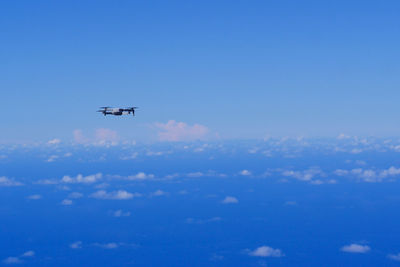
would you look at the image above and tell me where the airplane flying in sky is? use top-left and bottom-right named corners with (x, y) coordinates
top-left (97, 107), bottom-right (138, 116)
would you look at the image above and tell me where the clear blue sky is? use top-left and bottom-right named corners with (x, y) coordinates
top-left (1, 0), bottom-right (400, 142)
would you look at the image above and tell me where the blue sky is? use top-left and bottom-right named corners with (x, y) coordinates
top-left (2, 4), bottom-right (400, 265)
top-left (1, 0), bottom-right (400, 142)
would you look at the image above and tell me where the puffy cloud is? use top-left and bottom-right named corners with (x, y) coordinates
top-left (21, 251), bottom-right (34, 257)
top-left (341, 244), bottom-right (370, 253)
top-left (127, 172), bottom-right (154, 180)
top-left (187, 172), bottom-right (204, 178)
top-left (334, 169), bottom-right (349, 176)
top-left (73, 129), bottom-right (88, 144)
top-left (337, 133), bottom-right (351, 140)
top-left (282, 168), bottom-right (323, 182)
top-left (388, 253), bottom-right (400, 261)
top-left (95, 128), bottom-right (118, 143)
top-left (70, 241), bottom-right (82, 249)
top-left (0, 177), bottom-right (23, 187)
top-left (222, 196), bottom-right (238, 204)
top-left (47, 139), bottom-right (61, 145)
top-left (151, 190), bottom-right (167, 197)
top-left (61, 199), bottom-right (73, 205)
top-left (93, 243), bottom-right (119, 249)
top-left (335, 166), bottom-right (400, 182)
top-left (154, 120), bottom-right (209, 142)
top-left (73, 129), bottom-right (118, 145)
top-left (62, 173), bottom-right (102, 184)
top-left (2, 251), bottom-right (34, 264)
top-left (310, 179), bottom-right (337, 185)
top-left (27, 194), bottom-right (42, 200)
top-left (146, 151), bottom-right (166, 156)
top-left (120, 152), bottom-right (138, 160)
top-left (380, 166), bottom-right (400, 178)
top-left (90, 190), bottom-right (141, 200)
top-left (46, 155), bottom-right (59, 162)
top-left (248, 246), bottom-right (284, 257)
top-left (240, 170), bottom-right (252, 176)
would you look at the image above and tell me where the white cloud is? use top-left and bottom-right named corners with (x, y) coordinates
top-left (187, 172), bottom-right (204, 178)
top-left (337, 133), bottom-right (351, 140)
top-left (27, 195), bottom-right (42, 200)
top-left (21, 251), bottom-right (34, 257)
top-left (73, 129), bottom-right (88, 144)
top-left (3, 251), bottom-right (34, 264)
top-left (90, 190), bottom-right (141, 200)
top-left (120, 152), bottom-right (138, 160)
top-left (334, 169), bottom-right (349, 176)
top-left (146, 151), bottom-right (166, 156)
top-left (70, 241), bottom-right (82, 249)
top-left (380, 166), bottom-right (400, 178)
top-left (248, 246), bottom-right (284, 257)
top-left (61, 199), bottom-right (73, 205)
top-left (73, 129), bottom-right (118, 145)
top-left (95, 128), bottom-right (118, 143)
top-left (0, 177), bottom-right (23, 187)
top-left (341, 244), bottom-right (370, 253)
top-left (222, 196), bottom-right (238, 204)
top-left (113, 210), bottom-right (131, 217)
top-left (93, 242), bottom-right (119, 249)
top-left (388, 253), bottom-right (400, 261)
top-left (151, 190), bottom-right (167, 197)
top-left (282, 168), bottom-right (323, 182)
top-left (154, 120), bottom-right (209, 141)
top-left (248, 148), bottom-right (259, 154)
top-left (240, 170), bottom-right (251, 176)
top-left (193, 147), bottom-right (204, 152)
top-left (127, 172), bottom-right (154, 180)
top-left (310, 179), bottom-right (337, 185)
top-left (47, 139), bottom-right (61, 145)
top-left (61, 173), bottom-right (102, 184)
top-left (46, 155), bottom-right (59, 162)
top-left (336, 166), bottom-right (400, 182)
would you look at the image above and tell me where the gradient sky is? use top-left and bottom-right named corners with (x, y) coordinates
top-left (1, 0), bottom-right (400, 142)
